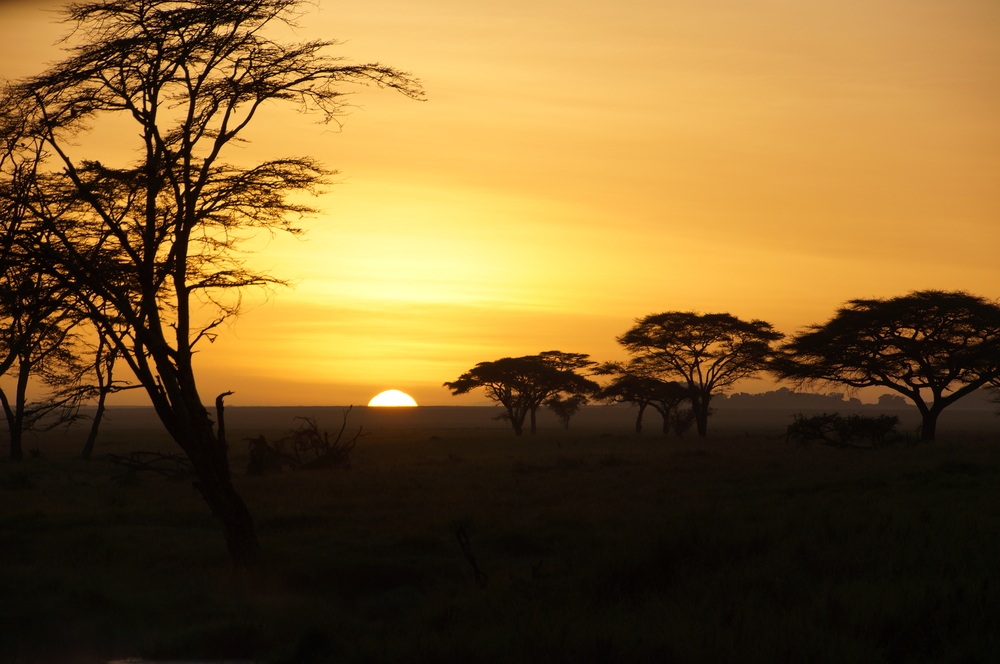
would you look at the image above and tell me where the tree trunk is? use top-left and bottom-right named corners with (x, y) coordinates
top-left (0, 387), bottom-right (19, 460)
top-left (504, 405), bottom-right (525, 435)
top-left (83, 341), bottom-right (115, 460)
top-left (4, 361), bottom-right (31, 460)
top-left (192, 464), bottom-right (259, 568)
top-left (182, 418), bottom-right (259, 568)
top-left (150, 378), bottom-right (259, 568)
top-left (8, 426), bottom-right (22, 461)
top-left (81, 389), bottom-right (109, 460)
top-left (635, 403), bottom-right (646, 434)
top-left (690, 389), bottom-right (710, 437)
top-left (920, 409), bottom-right (940, 441)
top-left (691, 402), bottom-right (709, 437)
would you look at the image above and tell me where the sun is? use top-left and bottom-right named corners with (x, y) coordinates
top-left (368, 389), bottom-right (418, 407)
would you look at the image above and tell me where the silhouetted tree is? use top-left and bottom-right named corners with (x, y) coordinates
top-left (0, 249), bottom-right (89, 459)
top-left (444, 352), bottom-right (599, 435)
top-left (593, 360), bottom-right (692, 435)
top-left (617, 313), bottom-right (783, 437)
top-left (0, 191), bottom-right (124, 459)
top-left (543, 393), bottom-right (588, 430)
top-left (79, 325), bottom-right (140, 460)
top-left (529, 351), bottom-right (597, 431)
top-left (0, 0), bottom-right (421, 567)
top-left (772, 290), bottom-right (1000, 441)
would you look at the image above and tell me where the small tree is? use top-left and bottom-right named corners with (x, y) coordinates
top-left (0, 225), bottom-right (128, 460)
top-left (773, 290), bottom-right (1000, 441)
top-left (529, 351), bottom-right (597, 432)
top-left (0, 256), bottom-right (88, 459)
top-left (617, 313), bottom-right (783, 437)
top-left (79, 326), bottom-right (140, 460)
top-left (543, 393), bottom-right (588, 430)
top-left (0, 0), bottom-right (421, 567)
top-left (444, 352), bottom-right (599, 435)
top-left (593, 360), bottom-right (692, 435)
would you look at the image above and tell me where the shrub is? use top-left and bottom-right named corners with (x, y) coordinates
top-left (247, 409), bottom-right (366, 475)
top-left (785, 413), bottom-right (911, 449)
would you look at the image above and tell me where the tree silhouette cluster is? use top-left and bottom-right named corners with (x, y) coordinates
top-left (444, 351), bottom-right (599, 435)
top-left (447, 291), bottom-right (1000, 442)
top-left (0, 0), bottom-right (421, 568)
top-left (592, 362), bottom-right (694, 435)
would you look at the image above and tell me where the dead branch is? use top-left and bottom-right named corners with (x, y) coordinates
top-left (107, 450), bottom-right (192, 482)
top-left (215, 390), bottom-right (234, 448)
top-left (453, 519), bottom-right (488, 589)
top-left (245, 407), bottom-right (367, 475)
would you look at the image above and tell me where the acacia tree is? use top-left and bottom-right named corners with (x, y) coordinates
top-left (0, 248), bottom-right (90, 459)
top-left (0, 0), bottom-right (421, 567)
top-left (79, 325), bottom-right (140, 460)
top-left (772, 290), bottom-right (1000, 441)
top-left (0, 126), bottom-right (85, 459)
top-left (529, 351), bottom-right (597, 432)
top-left (0, 190), bottom-right (132, 460)
top-left (593, 361), bottom-right (692, 435)
top-left (617, 313), bottom-right (783, 437)
top-left (543, 393), bottom-right (588, 430)
top-left (0, 313), bottom-right (86, 461)
top-left (444, 351), bottom-right (598, 435)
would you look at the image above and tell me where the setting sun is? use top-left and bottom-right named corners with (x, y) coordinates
top-left (368, 390), bottom-right (418, 407)
top-left (0, 0), bottom-right (996, 410)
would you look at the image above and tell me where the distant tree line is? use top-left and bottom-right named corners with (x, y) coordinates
top-left (445, 290), bottom-right (1000, 442)
top-left (718, 387), bottom-right (908, 409)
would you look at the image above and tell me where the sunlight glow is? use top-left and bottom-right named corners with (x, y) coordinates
top-left (8, 0), bottom-right (992, 407)
top-left (368, 389), bottom-right (418, 407)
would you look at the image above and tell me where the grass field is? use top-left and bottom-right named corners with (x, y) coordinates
top-left (2, 405), bottom-right (999, 663)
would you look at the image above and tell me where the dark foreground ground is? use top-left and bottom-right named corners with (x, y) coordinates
top-left (1, 405), bottom-right (999, 663)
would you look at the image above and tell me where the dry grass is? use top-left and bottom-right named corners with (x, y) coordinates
top-left (1, 406), bottom-right (999, 662)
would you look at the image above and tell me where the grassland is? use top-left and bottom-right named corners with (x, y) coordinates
top-left (1, 405), bottom-right (999, 663)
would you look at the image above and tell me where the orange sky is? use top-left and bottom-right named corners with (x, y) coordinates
top-left (1, 0), bottom-right (998, 406)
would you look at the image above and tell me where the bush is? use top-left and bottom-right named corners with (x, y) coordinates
top-left (247, 410), bottom-right (366, 475)
top-left (785, 413), bottom-right (911, 449)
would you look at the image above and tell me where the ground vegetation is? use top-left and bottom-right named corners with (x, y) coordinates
top-left (2, 413), bottom-right (998, 662)
top-left (784, 412), bottom-right (912, 449)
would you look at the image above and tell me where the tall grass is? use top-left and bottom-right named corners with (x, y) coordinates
top-left (2, 417), bottom-right (999, 662)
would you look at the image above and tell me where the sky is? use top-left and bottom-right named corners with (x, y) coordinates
top-left (1, 0), bottom-right (998, 406)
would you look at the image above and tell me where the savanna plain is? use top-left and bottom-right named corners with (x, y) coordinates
top-left (2, 405), bottom-right (999, 663)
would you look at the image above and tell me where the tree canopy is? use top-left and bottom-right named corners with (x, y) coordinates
top-left (444, 351), bottom-right (598, 435)
top-left (0, 254), bottom-right (88, 459)
top-left (772, 290), bottom-right (1000, 440)
top-left (617, 312), bottom-right (783, 436)
top-left (593, 360), bottom-right (692, 435)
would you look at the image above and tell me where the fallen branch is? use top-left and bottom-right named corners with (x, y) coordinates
top-left (453, 519), bottom-right (488, 589)
top-left (246, 407), bottom-right (367, 475)
top-left (107, 451), bottom-right (193, 481)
